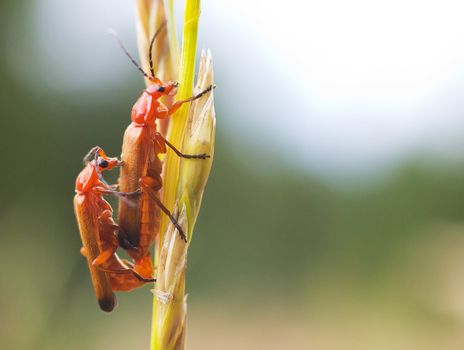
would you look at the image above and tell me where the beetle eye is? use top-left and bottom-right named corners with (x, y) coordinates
top-left (158, 86), bottom-right (165, 92)
top-left (98, 159), bottom-right (109, 168)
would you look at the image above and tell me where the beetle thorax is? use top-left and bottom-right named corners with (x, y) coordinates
top-left (131, 91), bottom-right (160, 126)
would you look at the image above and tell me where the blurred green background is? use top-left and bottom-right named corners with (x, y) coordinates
top-left (2, 0), bottom-right (464, 349)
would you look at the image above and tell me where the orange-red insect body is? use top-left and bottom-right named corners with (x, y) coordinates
top-left (118, 82), bottom-right (212, 279)
top-left (112, 26), bottom-right (213, 280)
top-left (118, 83), bottom-right (177, 279)
top-left (74, 147), bottom-right (149, 311)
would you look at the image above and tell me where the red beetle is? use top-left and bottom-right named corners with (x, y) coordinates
top-left (111, 28), bottom-right (213, 280)
top-left (74, 147), bottom-right (153, 312)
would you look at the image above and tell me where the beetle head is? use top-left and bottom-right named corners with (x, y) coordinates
top-left (83, 146), bottom-right (120, 171)
top-left (145, 81), bottom-right (179, 99)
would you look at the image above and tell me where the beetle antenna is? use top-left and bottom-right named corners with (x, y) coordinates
top-left (83, 146), bottom-right (100, 165)
top-left (108, 29), bottom-right (152, 80)
top-left (148, 20), bottom-right (167, 78)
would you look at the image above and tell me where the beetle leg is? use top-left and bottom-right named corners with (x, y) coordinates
top-left (115, 258), bottom-right (155, 282)
top-left (132, 254), bottom-right (155, 280)
top-left (109, 273), bottom-right (154, 291)
top-left (120, 259), bottom-right (135, 268)
top-left (140, 176), bottom-right (187, 242)
top-left (154, 133), bottom-right (210, 159)
top-left (97, 264), bottom-right (155, 283)
top-left (116, 229), bottom-right (140, 251)
top-left (97, 267), bottom-right (132, 274)
top-left (107, 184), bottom-right (119, 191)
top-left (153, 133), bottom-right (168, 153)
top-left (168, 84), bottom-right (215, 114)
top-left (98, 209), bottom-right (115, 222)
top-left (156, 84), bottom-right (215, 118)
top-left (97, 187), bottom-right (141, 208)
top-left (139, 173), bottom-right (162, 191)
top-left (97, 187), bottom-right (141, 198)
top-left (92, 247), bottom-right (117, 267)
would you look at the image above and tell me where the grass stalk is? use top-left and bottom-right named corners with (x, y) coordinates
top-left (145, 0), bottom-right (215, 349)
top-left (159, 0), bottom-right (200, 245)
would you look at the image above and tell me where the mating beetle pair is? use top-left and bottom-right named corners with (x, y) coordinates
top-left (73, 24), bottom-right (214, 311)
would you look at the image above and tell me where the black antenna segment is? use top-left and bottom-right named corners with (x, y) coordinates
top-left (148, 20), bottom-right (168, 78)
top-left (108, 29), bottom-right (152, 80)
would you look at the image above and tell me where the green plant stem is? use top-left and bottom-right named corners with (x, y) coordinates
top-left (150, 1), bottom-right (200, 349)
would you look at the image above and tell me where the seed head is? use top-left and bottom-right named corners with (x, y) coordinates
top-left (179, 50), bottom-right (216, 232)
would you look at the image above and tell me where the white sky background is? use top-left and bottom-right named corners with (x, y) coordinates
top-left (7, 0), bottom-right (464, 179)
